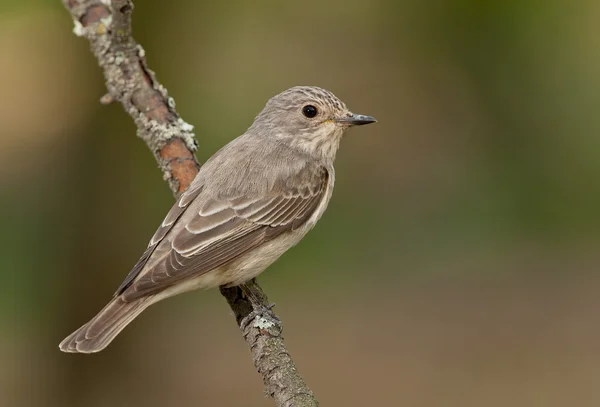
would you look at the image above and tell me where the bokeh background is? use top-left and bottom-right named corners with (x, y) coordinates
top-left (4, 1), bottom-right (600, 406)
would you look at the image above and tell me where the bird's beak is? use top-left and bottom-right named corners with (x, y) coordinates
top-left (335, 113), bottom-right (377, 126)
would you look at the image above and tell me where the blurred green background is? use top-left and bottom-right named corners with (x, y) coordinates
top-left (3, 1), bottom-right (600, 406)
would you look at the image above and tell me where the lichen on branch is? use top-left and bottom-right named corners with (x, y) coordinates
top-left (65, 0), bottom-right (199, 195)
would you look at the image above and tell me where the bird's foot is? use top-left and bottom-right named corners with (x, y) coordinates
top-left (240, 303), bottom-right (280, 331)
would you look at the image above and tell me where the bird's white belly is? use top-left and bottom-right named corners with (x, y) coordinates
top-left (154, 224), bottom-right (311, 302)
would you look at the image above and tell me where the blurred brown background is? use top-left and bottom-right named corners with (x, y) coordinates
top-left (3, 1), bottom-right (600, 406)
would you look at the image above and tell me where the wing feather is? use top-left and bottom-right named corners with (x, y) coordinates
top-left (115, 184), bottom-right (204, 295)
top-left (119, 164), bottom-right (329, 300)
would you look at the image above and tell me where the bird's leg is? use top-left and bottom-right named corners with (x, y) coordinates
top-left (239, 279), bottom-right (280, 330)
top-left (239, 304), bottom-right (280, 331)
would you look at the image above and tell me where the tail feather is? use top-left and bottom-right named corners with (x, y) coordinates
top-left (59, 296), bottom-right (152, 354)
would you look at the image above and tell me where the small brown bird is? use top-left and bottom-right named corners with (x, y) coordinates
top-left (59, 86), bottom-right (376, 353)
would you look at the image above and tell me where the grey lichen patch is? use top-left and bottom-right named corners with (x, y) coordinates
top-left (254, 316), bottom-right (276, 330)
top-left (177, 117), bottom-right (194, 132)
top-left (161, 169), bottom-right (173, 182)
top-left (175, 123), bottom-right (198, 152)
top-left (114, 51), bottom-right (126, 65)
top-left (98, 15), bottom-right (113, 33)
top-left (179, 131), bottom-right (198, 153)
top-left (153, 82), bottom-right (170, 100)
top-left (137, 44), bottom-right (146, 58)
top-left (161, 168), bottom-right (179, 194)
top-left (134, 115), bottom-right (197, 154)
top-left (73, 20), bottom-right (86, 37)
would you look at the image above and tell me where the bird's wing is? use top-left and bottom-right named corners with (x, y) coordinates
top-left (118, 164), bottom-right (329, 300)
top-left (115, 182), bottom-right (205, 295)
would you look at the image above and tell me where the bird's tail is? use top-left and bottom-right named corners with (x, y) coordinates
top-left (59, 296), bottom-right (153, 354)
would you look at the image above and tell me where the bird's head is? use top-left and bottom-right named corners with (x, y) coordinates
top-left (250, 86), bottom-right (376, 161)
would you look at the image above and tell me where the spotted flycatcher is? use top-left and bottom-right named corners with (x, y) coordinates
top-left (60, 86), bottom-right (376, 353)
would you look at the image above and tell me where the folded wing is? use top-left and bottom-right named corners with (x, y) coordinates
top-left (118, 164), bottom-right (329, 300)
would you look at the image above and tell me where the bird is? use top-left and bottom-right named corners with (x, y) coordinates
top-left (59, 86), bottom-right (376, 353)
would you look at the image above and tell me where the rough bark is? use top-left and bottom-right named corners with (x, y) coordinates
top-left (62, 1), bottom-right (318, 406)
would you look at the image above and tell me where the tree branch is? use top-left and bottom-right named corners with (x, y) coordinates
top-left (62, 1), bottom-right (318, 406)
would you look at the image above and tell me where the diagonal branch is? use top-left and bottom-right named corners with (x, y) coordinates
top-left (62, 1), bottom-right (318, 406)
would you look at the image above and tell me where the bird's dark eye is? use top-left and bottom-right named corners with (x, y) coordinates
top-left (302, 105), bottom-right (318, 118)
